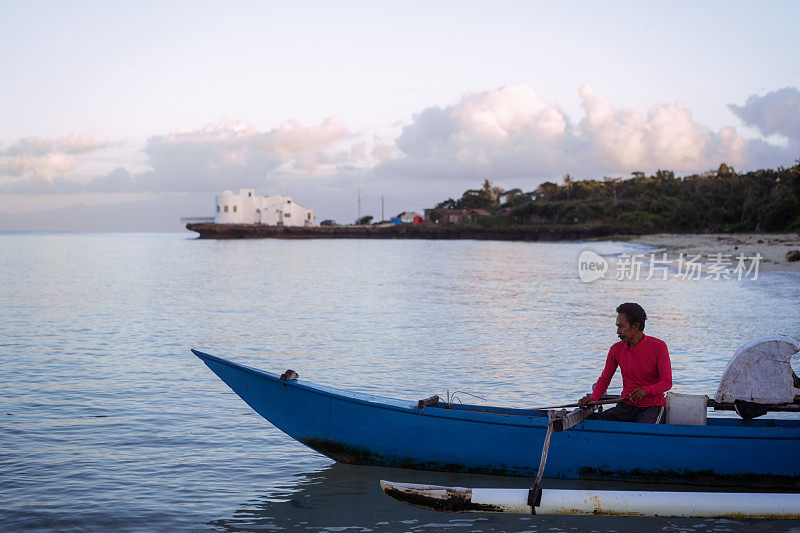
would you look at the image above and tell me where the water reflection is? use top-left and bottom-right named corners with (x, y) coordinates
top-left (208, 463), bottom-right (795, 532)
top-left (3, 234), bottom-right (799, 532)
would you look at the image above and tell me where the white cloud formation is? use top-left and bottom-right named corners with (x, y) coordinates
top-left (452, 85), bottom-right (567, 144)
top-left (3, 133), bottom-right (113, 156)
top-left (262, 118), bottom-right (349, 156)
top-left (380, 84), bottom-right (756, 187)
top-left (0, 133), bottom-right (115, 182)
top-left (579, 85), bottom-right (648, 168)
top-left (579, 85), bottom-right (748, 170)
top-left (386, 85), bottom-right (580, 182)
top-left (1, 152), bottom-right (75, 182)
top-left (2, 85), bottom-right (797, 203)
top-left (0, 118), bottom-right (368, 194)
top-left (139, 117), bottom-right (364, 190)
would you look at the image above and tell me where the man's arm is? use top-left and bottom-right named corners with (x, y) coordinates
top-left (578, 349), bottom-right (618, 407)
top-left (590, 351), bottom-right (619, 401)
top-left (642, 342), bottom-right (672, 396)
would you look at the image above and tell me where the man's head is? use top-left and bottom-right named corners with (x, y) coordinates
top-left (615, 302), bottom-right (646, 343)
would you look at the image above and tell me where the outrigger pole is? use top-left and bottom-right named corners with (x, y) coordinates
top-left (532, 397), bottom-right (800, 413)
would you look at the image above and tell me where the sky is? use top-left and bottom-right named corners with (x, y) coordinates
top-left (1, 0), bottom-right (799, 231)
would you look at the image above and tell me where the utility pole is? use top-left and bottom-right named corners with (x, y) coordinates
top-left (381, 194), bottom-right (385, 222)
top-left (357, 187), bottom-right (362, 223)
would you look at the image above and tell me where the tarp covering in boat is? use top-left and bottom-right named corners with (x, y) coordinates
top-left (715, 335), bottom-right (800, 405)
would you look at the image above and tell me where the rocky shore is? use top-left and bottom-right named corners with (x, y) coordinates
top-left (185, 223), bottom-right (644, 241)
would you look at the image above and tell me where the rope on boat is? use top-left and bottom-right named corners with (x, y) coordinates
top-left (444, 389), bottom-right (488, 408)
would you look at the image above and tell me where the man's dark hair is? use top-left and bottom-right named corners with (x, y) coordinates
top-left (616, 302), bottom-right (647, 331)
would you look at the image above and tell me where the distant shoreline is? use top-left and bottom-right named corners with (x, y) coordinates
top-left (186, 223), bottom-right (800, 273)
top-left (627, 233), bottom-right (800, 273)
top-left (185, 223), bottom-right (645, 241)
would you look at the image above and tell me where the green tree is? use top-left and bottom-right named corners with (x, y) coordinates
top-left (426, 162), bottom-right (800, 233)
top-left (717, 162), bottom-right (734, 177)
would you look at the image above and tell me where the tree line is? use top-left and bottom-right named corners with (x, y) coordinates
top-left (430, 161), bottom-right (800, 232)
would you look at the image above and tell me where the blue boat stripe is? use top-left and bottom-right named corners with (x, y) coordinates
top-left (192, 350), bottom-right (800, 439)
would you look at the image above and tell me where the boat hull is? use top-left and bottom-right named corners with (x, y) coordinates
top-left (193, 350), bottom-right (800, 488)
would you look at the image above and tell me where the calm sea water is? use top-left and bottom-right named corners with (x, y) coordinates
top-left (2, 232), bottom-right (799, 532)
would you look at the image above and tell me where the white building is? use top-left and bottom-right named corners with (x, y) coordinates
top-left (398, 211), bottom-right (422, 223)
top-left (214, 189), bottom-right (315, 226)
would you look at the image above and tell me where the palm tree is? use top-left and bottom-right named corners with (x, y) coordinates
top-left (563, 174), bottom-right (573, 202)
top-left (604, 177), bottom-right (621, 206)
top-left (501, 188), bottom-right (523, 205)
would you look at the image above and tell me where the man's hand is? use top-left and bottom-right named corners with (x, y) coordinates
top-left (578, 394), bottom-right (592, 408)
top-left (628, 387), bottom-right (646, 403)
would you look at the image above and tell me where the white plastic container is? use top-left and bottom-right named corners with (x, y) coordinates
top-left (665, 392), bottom-right (708, 425)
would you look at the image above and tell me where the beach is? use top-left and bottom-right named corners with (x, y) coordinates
top-left (626, 233), bottom-right (800, 273)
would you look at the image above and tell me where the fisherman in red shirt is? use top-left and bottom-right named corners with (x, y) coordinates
top-left (578, 302), bottom-right (672, 423)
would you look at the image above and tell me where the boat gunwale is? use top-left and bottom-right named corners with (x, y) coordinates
top-left (192, 350), bottom-right (800, 436)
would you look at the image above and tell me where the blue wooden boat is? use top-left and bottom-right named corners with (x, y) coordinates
top-left (192, 350), bottom-right (800, 488)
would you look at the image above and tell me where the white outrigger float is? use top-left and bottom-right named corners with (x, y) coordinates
top-left (380, 336), bottom-right (800, 519)
top-left (379, 481), bottom-right (800, 518)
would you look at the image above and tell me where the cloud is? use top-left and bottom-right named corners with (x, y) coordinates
top-left (0, 118), bottom-right (367, 194)
top-left (578, 85), bottom-right (748, 171)
top-left (133, 117), bottom-right (366, 191)
top-left (2, 85), bottom-right (798, 204)
top-left (372, 143), bottom-right (396, 164)
top-left (379, 86), bottom-right (583, 188)
top-left (262, 117), bottom-right (349, 156)
top-left (0, 133), bottom-right (115, 182)
top-left (1, 152), bottom-right (76, 182)
top-left (378, 84), bottom-right (757, 188)
top-left (3, 133), bottom-right (113, 156)
top-left (728, 87), bottom-right (800, 140)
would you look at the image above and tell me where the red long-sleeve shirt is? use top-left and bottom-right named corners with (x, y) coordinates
top-left (590, 335), bottom-right (672, 407)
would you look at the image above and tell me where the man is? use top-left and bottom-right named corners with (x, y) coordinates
top-left (578, 303), bottom-right (672, 423)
